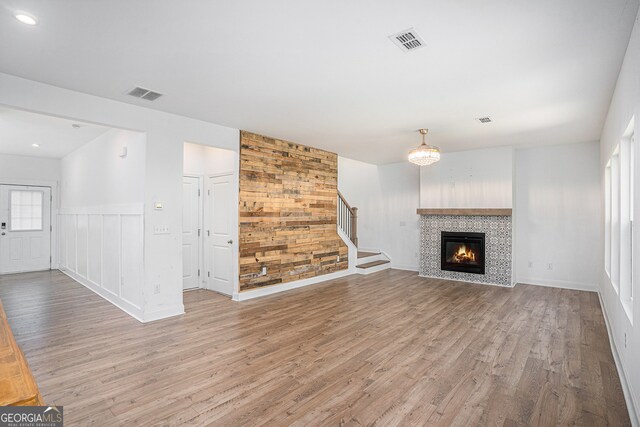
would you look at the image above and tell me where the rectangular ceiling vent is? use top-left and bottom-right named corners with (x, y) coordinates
top-left (475, 117), bottom-right (492, 124)
top-left (127, 86), bottom-right (163, 101)
top-left (389, 28), bottom-right (425, 52)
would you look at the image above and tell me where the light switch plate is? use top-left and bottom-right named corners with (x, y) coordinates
top-left (154, 226), bottom-right (170, 235)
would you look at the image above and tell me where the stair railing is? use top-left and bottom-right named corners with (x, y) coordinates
top-left (337, 190), bottom-right (358, 247)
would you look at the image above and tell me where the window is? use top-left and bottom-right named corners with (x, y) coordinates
top-left (608, 119), bottom-right (635, 323)
top-left (9, 190), bottom-right (44, 231)
top-left (631, 133), bottom-right (635, 302)
top-left (611, 147), bottom-right (620, 292)
top-left (605, 162), bottom-right (611, 276)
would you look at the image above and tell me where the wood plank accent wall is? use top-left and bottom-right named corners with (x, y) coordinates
top-left (239, 131), bottom-right (348, 291)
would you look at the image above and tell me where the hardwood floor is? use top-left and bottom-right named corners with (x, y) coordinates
top-left (0, 270), bottom-right (629, 426)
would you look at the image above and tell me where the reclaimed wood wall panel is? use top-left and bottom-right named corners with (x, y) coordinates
top-left (239, 131), bottom-right (348, 291)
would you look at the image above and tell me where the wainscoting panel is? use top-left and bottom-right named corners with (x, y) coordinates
top-left (58, 210), bottom-right (144, 319)
top-left (88, 214), bottom-right (102, 285)
top-left (102, 215), bottom-right (120, 296)
top-left (76, 215), bottom-right (88, 278)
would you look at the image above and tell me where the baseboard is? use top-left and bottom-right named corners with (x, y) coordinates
top-left (391, 264), bottom-right (419, 272)
top-left (142, 305), bottom-right (185, 323)
top-left (597, 291), bottom-right (640, 426)
top-left (517, 276), bottom-right (597, 292)
top-left (59, 269), bottom-right (144, 322)
top-left (233, 268), bottom-right (354, 301)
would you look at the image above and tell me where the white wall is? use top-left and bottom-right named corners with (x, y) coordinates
top-left (61, 129), bottom-right (146, 208)
top-left (337, 157), bottom-right (383, 251)
top-left (338, 157), bottom-right (420, 270)
top-left (0, 72), bottom-right (240, 322)
top-left (598, 7), bottom-right (640, 423)
top-left (0, 153), bottom-right (60, 183)
top-left (184, 142), bottom-right (236, 176)
top-left (58, 128), bottom-right (147, 319)
top-left (420, 147), bottom-right (513, 208)
top-left (378, 162), bottom-right (421, 270)
top-left (514, 142), bottom-right (601, 291)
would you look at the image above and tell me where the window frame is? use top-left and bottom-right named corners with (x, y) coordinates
top-left (9, 189), bottom-right (45, 232)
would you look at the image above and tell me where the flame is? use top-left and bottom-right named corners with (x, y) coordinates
top-left (451, 244), bottom-right (476, 263)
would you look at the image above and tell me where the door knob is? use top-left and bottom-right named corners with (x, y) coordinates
top-left (227, 240), bottom-right (233, 244)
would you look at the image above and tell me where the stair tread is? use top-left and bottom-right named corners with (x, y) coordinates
top-left (357, 251), bottom-right (380, 258)
top-left (357, 260), bottom-right (390, 269)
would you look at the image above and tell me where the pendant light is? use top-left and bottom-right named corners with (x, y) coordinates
top-left (408, 128), bottom-right (440, 166)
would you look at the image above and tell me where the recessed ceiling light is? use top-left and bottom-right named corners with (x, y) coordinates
top-left (15, 12), bottom-right (38, 26)
top-left (32, 143), bottom-right (40, 148)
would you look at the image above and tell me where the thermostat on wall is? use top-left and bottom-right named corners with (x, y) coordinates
top-left (154, 202), bottom-right (164, 210)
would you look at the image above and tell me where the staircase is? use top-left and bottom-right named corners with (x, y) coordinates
top-left (337, 191), bottom-right (391, 274)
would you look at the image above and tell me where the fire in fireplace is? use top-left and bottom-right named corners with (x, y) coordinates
top-left (441, 231), bottom-right (485, 274)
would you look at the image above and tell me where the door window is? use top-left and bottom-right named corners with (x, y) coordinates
top-left (10, 190), bottom-right (44, 231)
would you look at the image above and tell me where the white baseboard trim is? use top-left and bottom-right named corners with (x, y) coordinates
top-left (59, 269), bottom-right (144, 322)
top-left (391, 264), bottom-right (419, 272)
top-left (233, 268), bottom-right (354, 301)
top-left (142, 305), bottom-right (185, 323)
top-left (517, 277), bottom-right (597, 292)
top-left (597, 291), bottom-right (640, 426)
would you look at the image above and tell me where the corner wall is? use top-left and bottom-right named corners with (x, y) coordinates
top-left (514, 142), bottom-right (601, 292)
top-left (58, 128), bottom-right (147, 319)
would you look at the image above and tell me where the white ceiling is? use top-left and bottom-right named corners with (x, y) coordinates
top-left (0, 0), bottom-right (637, 164)
top-left (0, 107), bottom-right (111, 158)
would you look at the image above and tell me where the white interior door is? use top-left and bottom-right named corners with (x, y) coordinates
top-left (182, 176), bottom-right (202, 289)
top-left (0, 185), bottom-right (51, 274)
top-left (205, 174), bottom-right (233, 295)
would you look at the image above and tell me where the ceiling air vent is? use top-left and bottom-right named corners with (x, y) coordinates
top-left (475, 117), bottom-right (492, 124)
top-left (127, 86), bottom-right (163, 101)
top-left (389, 28), bottom-right (426, 52)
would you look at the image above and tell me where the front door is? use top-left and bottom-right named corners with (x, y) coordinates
top-left (0, 185), bottom-right (51, 274)
top-left (182, 176), bottom-right (202, 289)
top-left (205, 174), bottom-right (233, 295)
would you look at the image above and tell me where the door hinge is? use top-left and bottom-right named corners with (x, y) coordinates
top-left (207, 271), bottom-right (210, 277)
top-left (198, 269), bottom-right (200, 276)
top-left (208, 189), bottom-right (210, 196)
top-left (198, 228), bottom-right (201, 237)
top-left (198, 189), bottom-right (201, 196)
top-left (50, 225), bottom-right (52, 232)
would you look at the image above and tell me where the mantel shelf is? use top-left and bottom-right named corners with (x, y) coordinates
top-left (417, 208), bottom-right (512, 216)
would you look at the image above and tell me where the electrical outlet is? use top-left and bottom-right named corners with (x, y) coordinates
top-left (547, 263), bottom-right (553, 270)
top-left (528, 261), bottom-right (533, 268)
top-left (336, 255), bottom-right (340, 262)
top-left (260, 266), bottom-right (267, 276)
top-left (154, 283), bottom-right (160, 294)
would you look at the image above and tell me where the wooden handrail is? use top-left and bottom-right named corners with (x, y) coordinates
top-left (337, 191), bottom-right (358, 247)
top-left (337, 190), bottom-right (355, 213)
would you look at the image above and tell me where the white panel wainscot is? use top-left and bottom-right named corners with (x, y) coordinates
top-left (58, 207), bottom-right (144, 321)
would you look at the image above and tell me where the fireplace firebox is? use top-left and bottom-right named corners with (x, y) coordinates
top-left (441, 231), bottom-right (485, 275)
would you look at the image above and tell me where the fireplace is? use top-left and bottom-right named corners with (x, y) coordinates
top-left (441, 231), bottom-right (485, 275)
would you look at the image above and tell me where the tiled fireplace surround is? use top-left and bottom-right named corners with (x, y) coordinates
top-left (418, 211), bottom-right (513, 287)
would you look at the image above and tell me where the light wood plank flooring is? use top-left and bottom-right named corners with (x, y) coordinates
top-left (0, 270), bottom-right (629, 426)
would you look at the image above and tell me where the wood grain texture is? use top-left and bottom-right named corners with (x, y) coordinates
top-left (417, 208), bottom-right (513, 216)
top-left (0, 270), bottom-right (629, 426)
top-left (0, 299), bottom-right (43, 406)
top-left (239, 131), bottom-right (348, 291)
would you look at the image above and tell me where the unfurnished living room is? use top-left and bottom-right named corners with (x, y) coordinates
top-left (0, 1), bottom-right (639, 426)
